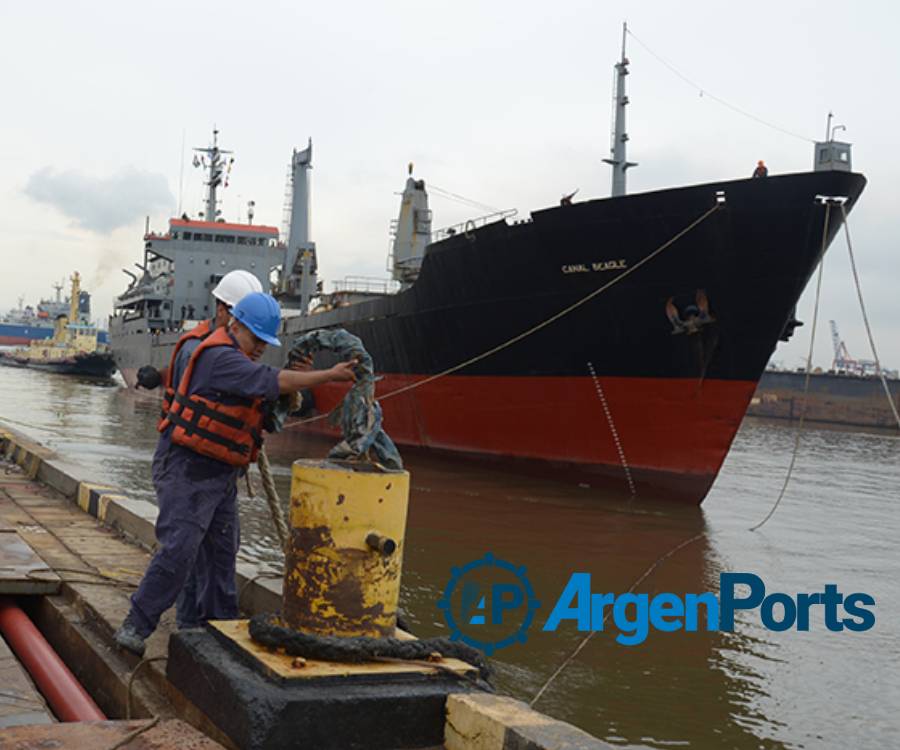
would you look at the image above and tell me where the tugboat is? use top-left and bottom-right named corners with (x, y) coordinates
top-left (1, 281), bottom-right (108, 345)
top-left (0, 272), bottom-right (116, 378)
top-left (109, 38), bottom-right (866, 503)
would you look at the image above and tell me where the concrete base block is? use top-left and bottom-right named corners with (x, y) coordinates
top-left (167, 626), bottom-right (484, 750)
top-left (445, 694), bottom-right (613, 750)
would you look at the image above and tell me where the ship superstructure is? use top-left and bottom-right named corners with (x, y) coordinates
top-left (109, 130), bottom-right (283, 375)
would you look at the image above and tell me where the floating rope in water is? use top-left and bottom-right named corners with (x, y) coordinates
top-left (529, 530), bottom-right (706, 707)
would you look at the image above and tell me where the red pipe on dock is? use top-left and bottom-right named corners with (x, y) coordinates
top-left (0, 596), bottom-right (106, 721)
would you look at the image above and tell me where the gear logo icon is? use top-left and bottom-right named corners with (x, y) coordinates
top-left (437, 552), bottom-right (540, 655)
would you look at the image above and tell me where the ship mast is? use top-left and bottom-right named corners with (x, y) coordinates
top-left (193, 128), bottom-right (233, 222)
top-left (603, 23), bottom-right (637, 197)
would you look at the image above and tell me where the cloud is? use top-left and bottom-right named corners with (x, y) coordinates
top-left (24, 166), bottom-right (174, 233)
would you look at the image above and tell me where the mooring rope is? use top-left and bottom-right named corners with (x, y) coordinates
top-left (249, 612), bottom-right (491, 681)
top-left (124, 655), bottom-right (168, 720)
top-left (264, 204), bottom-right (723, 567)
top-left (285, 201), bottom-right (723, 431)
top-left (255, 447), bottom-right (290, 552)
top-left (529, 530), bottom-right (707, 707)
top-left (839, 202), bottom-right (900, 430)
top-left (532, 198), bottom-right (842, 703)
top-left (749, 201), bottom-right (832, 533)
top-left (105, 716), bottom-right (161, 750)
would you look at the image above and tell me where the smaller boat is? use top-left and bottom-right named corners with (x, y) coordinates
top-left (1, 281), bottom-right (108, 345)
top-left (0, 272), bottom-right (116, 378)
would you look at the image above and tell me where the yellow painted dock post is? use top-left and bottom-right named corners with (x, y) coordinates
top-left (282, 459), bottom-right (410, 637)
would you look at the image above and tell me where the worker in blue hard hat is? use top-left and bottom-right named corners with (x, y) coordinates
top-left (138, 269), bottom-right (265, 634)
top-left (114, 292), bottom-right (357, 656)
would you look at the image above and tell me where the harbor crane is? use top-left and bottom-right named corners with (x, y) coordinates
top-left (830, 320), bottom-right (884, 376)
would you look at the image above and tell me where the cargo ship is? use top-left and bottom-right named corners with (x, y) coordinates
top-left (109, 45), bottom-right (866, 503)
top-left (1, 282), bottom-right (108, 346)
top-left (1, 273), bottom-right (116, 378)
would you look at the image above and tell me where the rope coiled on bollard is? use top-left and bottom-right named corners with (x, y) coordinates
top-left (249, 613), bottom-right (491, 682)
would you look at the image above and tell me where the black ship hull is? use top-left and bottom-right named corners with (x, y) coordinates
top-left (112, 170), bottom-right (866, 502)
top-left (0, 351), bottom-right (116, 379)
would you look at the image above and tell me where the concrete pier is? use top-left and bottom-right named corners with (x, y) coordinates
top-left (0, 422), bottom-right (612, 749)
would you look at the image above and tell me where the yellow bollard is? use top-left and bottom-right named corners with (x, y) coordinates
top-left (282, 459), bottom-right (410, 638)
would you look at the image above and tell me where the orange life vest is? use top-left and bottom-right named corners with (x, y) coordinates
top-left (157, 319), bottom-right (213, 428)
top-left (158, 327), bottom-right (266, 467)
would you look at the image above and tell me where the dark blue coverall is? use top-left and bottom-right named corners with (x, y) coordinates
top-left (127, 338), bottom-right (280, 638)
top-left (165, 333), bottom-right (205, 628)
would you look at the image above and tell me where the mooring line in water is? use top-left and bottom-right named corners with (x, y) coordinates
top-left (531, 201), bottom-right (840, 705)
top-left (587, 361), bottom-right (636, 497)
top-left (839, 203), bottom-right (900, 430)
top-left (285, 202), bottom-right (724, 432)
top-left (529, 530), bottom-right (707, 708)
top-left (749, 201), bottom-right (832, 533)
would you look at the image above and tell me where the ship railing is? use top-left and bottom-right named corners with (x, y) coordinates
top-left (431, 208), bottom-right (518, 243)
top-left (331, 276), bottom-right (400, 295)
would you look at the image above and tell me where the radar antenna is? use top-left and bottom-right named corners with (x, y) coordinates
top-left (193, 128), bottom-right (234, 222)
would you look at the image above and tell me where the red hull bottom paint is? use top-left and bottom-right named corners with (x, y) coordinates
top-left (302, 375), bottom-right (759, 504)
top-left (0, 336), bottom-right (30, 346)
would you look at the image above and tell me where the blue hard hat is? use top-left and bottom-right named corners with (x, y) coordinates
top-left (232, 292), bottom-right (282, 346)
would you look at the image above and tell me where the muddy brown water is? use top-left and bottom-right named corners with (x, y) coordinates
top-left (0, 364), bottom-right (896, 749)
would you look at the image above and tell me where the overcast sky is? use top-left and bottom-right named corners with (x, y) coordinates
top-left (1, 0), bottom-right (897, 370)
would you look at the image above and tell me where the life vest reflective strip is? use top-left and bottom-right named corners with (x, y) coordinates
top-left (158, 327), bottom-right (266, 467)
top-left (157, 319), bottom-right (213, 428)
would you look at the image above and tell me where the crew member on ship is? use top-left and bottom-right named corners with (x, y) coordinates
top-left (114, 292), bottom-right (357, 656)
top-left (137, 269), bottom-right (263, 631)
top-left (752, 160), bottom-right (768, 178)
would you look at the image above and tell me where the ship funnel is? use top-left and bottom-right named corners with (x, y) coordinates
top-left (276, 138), bottom-right (318, 312)
top-left (390, 170), bottom-right (432, 285)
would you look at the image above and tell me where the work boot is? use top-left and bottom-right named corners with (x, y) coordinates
top-left (114, 617), bottom-right (147, 657)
